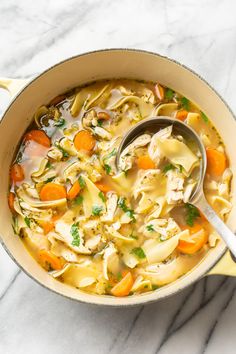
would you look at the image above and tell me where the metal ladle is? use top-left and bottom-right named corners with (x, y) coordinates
top-left (116, 117), bottom-right (236, 258)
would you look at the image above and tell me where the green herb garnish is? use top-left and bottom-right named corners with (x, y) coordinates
top-left (165, 88), bottom-right (174, 100)
top-left (152, 284), bottom-right (159, 290)
top-left (181, 97), bottom-right (190, 111)
top-left (104, 164), bottom-right (111, 175)
top-left (78, 176), bottom-right (86, 189)
top-left (45, 177), bottom-right (55, 183)
top-left (97, 119), bottom-right (103, 127)
top-left (185, 203), bottom-right (200, 226)
top-left (131, 247), bottom-right (146, 259)
top-left (98, 191), bottom-right (106, 202)
top-left (71, 222), bottom-right (80, 246)
top-left (118, 197), bottom-right (136, 222)
top-left (92, 205), bottom-right (103, 216)
top-left (104, 148), bottom-right (117, 161)
top-left (46, 161), bottom-right (52, 169)
top-left (117, 272), bottom-right (122, 281)
top-left (163, 163), bottom-right (175, 173)
top-left (56, 144), bottom-right (69, 158)
top-left (74, 195), bottom-right (83, 205)
top-left (129, 232), bottom-right (138, 240)
top-left (54, 117), bottom-right (65, 127)
top-left (201, 111), bottom-right (209, 123)
top-left (146, 224), bottom-right (155, 232)
top-left (24, 217), bottom-right (31, 228)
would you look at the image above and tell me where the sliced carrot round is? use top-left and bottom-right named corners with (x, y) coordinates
top-left (175, 109), bottom-right (188, 121)
top-left (74, 130), bottom-right (96, 152)
top-left (38, 250), bottom-right (63, 270)
top-left (206, 148), bottom-right (227, 176)
top-left (111, 272), bottom-right (134, 297)
top-left (24, 130), bottom-right (51, 148)
top-left (8, 192), bottom-right (15, 212)
top-left (95, 181), bottom-right (112, 193)
top-left (40, 221), bottom-right (55, 235)
top-left (40, 183), bottom-right (67, 201)
top-left (137, 155), bottom-right (155, 170)
top-left (67, 180), bottom-right (81, 200)
top-left (97, 111), bottom-right (110, 120)
top-left (177, 224), bottom-right (208, 254)
top-left (155, 83), bottom-right (165, 101)
top-left (10, 164), bottom-right (25, 183)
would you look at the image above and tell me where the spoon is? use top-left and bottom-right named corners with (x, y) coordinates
top-left (116, 116), bottom-right (236, 258)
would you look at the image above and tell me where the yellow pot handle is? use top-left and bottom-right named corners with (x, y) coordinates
top-left (0, 77), bottom-right (30, 97)
top-left (207, 250), bottom-right (236, 276)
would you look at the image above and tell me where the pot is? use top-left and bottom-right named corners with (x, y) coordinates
top-left (1, 49), bottom-right (236, 306)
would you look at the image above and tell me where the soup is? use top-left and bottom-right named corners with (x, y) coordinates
top-left (8, 80), bottom-right (232, 296)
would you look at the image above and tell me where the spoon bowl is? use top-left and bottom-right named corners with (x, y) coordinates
top-left (117, 116), bottom-right (236, 258)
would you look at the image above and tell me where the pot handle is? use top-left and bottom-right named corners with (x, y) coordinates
top-left (207, 250), bottom-right (236, 276)
top-left (0, 77), bottom-right (30, 97)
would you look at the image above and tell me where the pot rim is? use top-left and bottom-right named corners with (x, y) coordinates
top-left (0, 48), bottom-right (234, 306)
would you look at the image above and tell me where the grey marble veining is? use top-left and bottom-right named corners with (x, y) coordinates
top-left (1, 0), bottom-right (236, 353)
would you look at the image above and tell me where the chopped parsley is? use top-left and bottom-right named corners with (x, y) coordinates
top-left (146, 224), bottom-right (155, 232)
top-left (104, 164), bottom-right (111, 175)
top-left (97, 119), bottom-right (103, 127)
top-left (45, 177), bottom-right (55, 183)
top-left (131, 247), bottom-right (146, 259)
top-left (118, 197), bottom-right (136, 222)
top-left (201, 111), bottom-right (209, 123)
top-left (104, 148), bottom-right (117, 161)
top-left (46, 161), bottom-right (52, 169)
top-left (71, 222), bottom-right (80, 247)
top-left (98, 191), bottom-right (106, 202)
top-left (181, 97), bottom-right (190, 111)
top-left (163, 163), bottom-right (175, 173)
top-left (74, 195), bottom-right (83, 205)
top-left (152, 284), bottom-right (159, 290)
top-left (129, 232), bottom-right (138, 240)
top-left (165, 88), bottom-right (174, 100)
top-left (78, 175), bottom-right (86, 189)
top-left (54, 117), bottom-right (65, 127)
top-left (117, 272), bottom-right (122, 281)
top-left (179, 165), bottom-right (183, 173)
top-left (24, 217), bottom-right (31, 228)
top-left (92, 205), bottom-right (103, 216)
top-left (56, 144), bottom-right (69, 158)
top-left (185, 203), bottom-right (200, 226)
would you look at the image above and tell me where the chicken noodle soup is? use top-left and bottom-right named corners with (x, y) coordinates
top-left (9, 80), bottom-right (232, 296)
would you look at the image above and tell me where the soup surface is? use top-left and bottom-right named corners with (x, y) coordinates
top-left (9, 80), bottom-right (232, 296)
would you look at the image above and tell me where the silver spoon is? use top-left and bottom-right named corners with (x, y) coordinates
top-left (116, 116), bottom-right (236, 258)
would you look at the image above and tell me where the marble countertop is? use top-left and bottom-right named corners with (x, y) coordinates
top-left (1, 0), bottom-right (236, 353)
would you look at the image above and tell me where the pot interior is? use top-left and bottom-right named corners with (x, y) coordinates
top-left (0, 49), bottom-right (235, 305)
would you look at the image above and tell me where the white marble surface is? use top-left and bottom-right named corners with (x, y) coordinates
top-left (0, 0), bottom-right (236, 353)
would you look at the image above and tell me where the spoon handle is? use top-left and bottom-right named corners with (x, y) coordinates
top-left (194, 194), bottom-right (236, 258)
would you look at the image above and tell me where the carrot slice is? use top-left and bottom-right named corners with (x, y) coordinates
top-left (24, 130), bottom-right (51, 148)
top-left (95, 182), bottom-right (112, 193)
top-left (67, 180), bottom-right (81, 200)
top-left (137, 155), bottom-right (155, 169)
top-left (40, 183), bottom-right (67, 201)
top-left (8, 192), bottom-right (15, 212)
top-left (175, 109), bottom-right (188, 121)
top-left (111, 272), bottom-right (134, 297)
top-left (177, 224), bottom-right (208, 254)
top-left (38, 250), bottom-right (63, 270)
top-left (10, 164), bottom-right (25, 183)
top-left (155, 84), bottom-right (165, 101)
top-left (40, 221), bottom-right (55, 235)
top-left (206, 148), bottom-right (227, 176)
top-left (74, 130), bottom-right (96, 152)
top-left (97, 111), bottom-right (110, 120)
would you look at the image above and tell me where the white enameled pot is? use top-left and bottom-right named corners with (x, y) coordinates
top-left (1, 49), bottom-right (236, 306)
